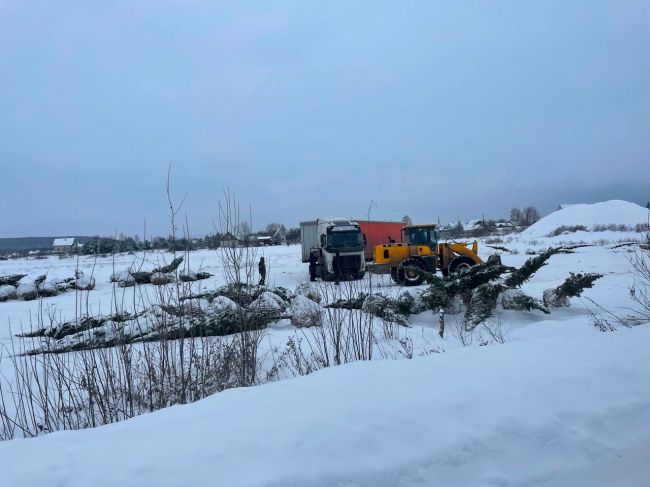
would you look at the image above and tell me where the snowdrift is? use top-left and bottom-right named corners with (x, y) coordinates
top-left (522, 200), bottom-right (649, 237)
top-left (1, 326), bottom-right (649, 487)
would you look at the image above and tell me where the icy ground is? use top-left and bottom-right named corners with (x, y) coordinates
top-left (0, 206), bottom-right (649, 484)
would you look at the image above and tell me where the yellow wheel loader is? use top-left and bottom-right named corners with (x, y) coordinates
top-left (367, 224), bottom-right (482, 286)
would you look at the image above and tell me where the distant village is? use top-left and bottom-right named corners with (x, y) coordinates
top-left (0, 205), bottom-right (555, 259)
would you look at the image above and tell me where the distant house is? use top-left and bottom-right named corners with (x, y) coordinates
top-left (219, 232), bottom-right (239, 248)
top-left (253, 236), bottom-right (274, 246)
top-left (464, 219), bottom-right (484, 231)
top-left (52, 237), bottom-right (76, 253)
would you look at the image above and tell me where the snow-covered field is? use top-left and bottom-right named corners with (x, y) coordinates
top-left (0, 227), bottom-right (643, 349)
top-left (1, 201), bottom-right (649, 486)
top-left (1, 326), bottom-right (648, 487)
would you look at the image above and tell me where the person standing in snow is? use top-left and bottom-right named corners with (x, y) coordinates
top-left (308, 250), bottom-right (317, 282)
top-left (258, 256), bottom-right (266, 286)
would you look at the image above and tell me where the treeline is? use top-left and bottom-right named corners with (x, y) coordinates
top-left (78, 227), bottom-right (301, 255)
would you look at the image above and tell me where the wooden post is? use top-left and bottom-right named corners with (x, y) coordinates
top-left (438, 308), bottom-right (445, 338)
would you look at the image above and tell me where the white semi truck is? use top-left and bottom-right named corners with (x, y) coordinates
top-left (300, 218), bottom-right (366, 281)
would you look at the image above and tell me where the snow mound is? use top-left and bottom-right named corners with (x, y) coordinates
top-left (522, 200), bottom-right (649, 237)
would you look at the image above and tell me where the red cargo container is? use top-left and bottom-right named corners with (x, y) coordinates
top-left (357, 220), bottom-right (405, 260)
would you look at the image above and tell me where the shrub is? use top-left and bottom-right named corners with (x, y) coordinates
top-left (485, 237), bottom-right (504, 244)
top-left (549, 225), bottom-right (588, 237)
top-left (635, 223), bottom-right (650, 233)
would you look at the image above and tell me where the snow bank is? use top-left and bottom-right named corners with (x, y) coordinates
top-left (523, 200), bottom-right (649, 237)
top-left (1, 326), bottom-right (649, 487)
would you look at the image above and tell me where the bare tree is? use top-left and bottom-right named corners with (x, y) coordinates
top-left (217, 189), bottom-right (264, 386)
top-left (510, 207), bottom-right (522, 224)
top-left (521, 207), bottom-right (540, 226)
top-left (165, 163), bottom-right (188, 255)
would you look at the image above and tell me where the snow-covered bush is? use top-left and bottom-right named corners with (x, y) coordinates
top-left (362, 294), bottom-right (409, 326)
top-left (398, 291), bottom-right (427, 314)
top-left (294, 282), bottom-right (322, 303)
top-left (361, 294), bottom-right (385, 315)
top-left (249, 291), bottom-right (286, 312)
top-left (0, 274), bottom-right (26, 287)
top-left (110, 270), bottom-right (132, 283)
top-left (16, 282), bottom-right (37, 301)
top-left (150, 272), bottom-right (173, 286)
top-left (37, 280), bottom-right (59, 297)
top-left (74, 274), bottom-right (96, 291)
top-left (110, 270), bottom-right (136, 287)
top-left (499, 288), bottom-right (548, 313)
top-left (210, 296), bottom-right (239, 313)
top-left (289, 295), bottom-right (323, 328)
top-left (118, 274), bottom-right (136, 287)
top-left (179, 270), bottom-right (212, 282)
top-left (0, 285), bottom-right (17, 302)
top-left (420, 277), bottom-right (450, 311)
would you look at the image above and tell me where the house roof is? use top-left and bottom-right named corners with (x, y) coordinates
top-left (219, 232), bottom-right (238, 240)
top-left (53, 237), bottom-right (75, 247)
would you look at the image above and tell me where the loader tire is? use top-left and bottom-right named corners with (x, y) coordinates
top-left (390, 267), bottom-right (403, 285)
top-left (448, 255), bottom-right (476, 274)
top-left (398, 258), bottom-right (427, 286)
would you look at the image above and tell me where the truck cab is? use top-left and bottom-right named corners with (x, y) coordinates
top-left (300, 218), bottom-right (366, 281)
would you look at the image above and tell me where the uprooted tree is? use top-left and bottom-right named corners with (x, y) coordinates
top-left (413, 247), bottom-right (602, 329)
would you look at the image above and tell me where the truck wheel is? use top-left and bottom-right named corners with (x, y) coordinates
top-left (449, 256), bottom-right (476, 274)
top-left (398, 258), bottom-right (426, 286)
top-left (390, 267), bottom-right (403, 285)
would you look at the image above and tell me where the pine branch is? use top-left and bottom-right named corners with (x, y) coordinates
top-left (555, 272), bottom-right (603, 298)
top-left (464, 283), bottom-right (505, 328)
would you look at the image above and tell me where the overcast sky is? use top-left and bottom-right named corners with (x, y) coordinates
top-left (1, 1), bottom-right (648, 238)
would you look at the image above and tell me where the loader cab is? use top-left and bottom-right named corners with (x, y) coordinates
top-left (402, 225), bottom-right (439, 248)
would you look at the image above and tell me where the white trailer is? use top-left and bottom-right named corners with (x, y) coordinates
top-left (300, 220), bottom-right (319, 263)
